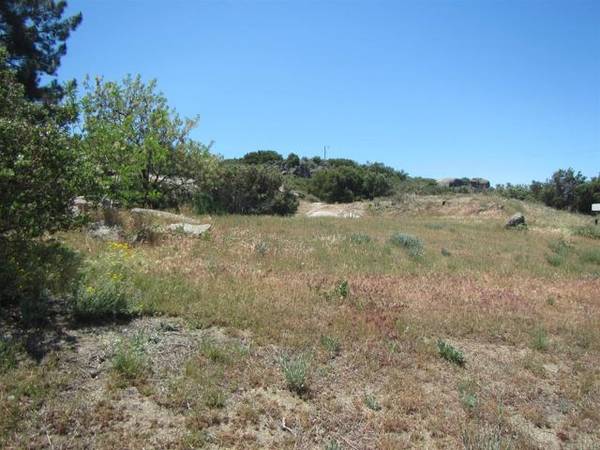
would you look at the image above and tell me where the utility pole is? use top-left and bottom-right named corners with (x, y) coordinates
top-left (323, 145), bottom-right (329, 160)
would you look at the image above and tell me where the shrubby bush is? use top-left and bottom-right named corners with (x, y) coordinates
top-left (71, 243), bottom-right (140, 321)
top-left (241, 150), bottom-right (283, 165)
top-left (194, 165), bottom-right (298, 215)
top-left (308, 165), bottom-right (394, 202)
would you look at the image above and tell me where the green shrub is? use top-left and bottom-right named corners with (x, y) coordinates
top-left (241, 150), bottom-right (283, 165)
top-left (280, 353), bottom-right (310, 395)
top-left (0, 240), bottom-right (80, 323)
top-left (73, 277), bottom-right (135, 321)
top-left (254, 241), bottom-right (269, 257)
top-left (546, 253), bottom-right (564, 267)
top-left (437, 339), bottom-right (465, 366)
top-left (548, 238), bottom-right (570, 255)
top-left (531, 327), bottom-right (549, 351)
top-left (0, 338), bottom-right (18, 373)
top-left (458, 380), bottom-right (478, 411)
top-left (204, 387), bottom-right (226, 408)
top-left (572, 225), bottom-right (600, 240)
top-left (200, 339), bottom-right (230, 364)
top-left (194, 165), bottom-right (298, 215)
top-left (364, 393), bottom-right (382, 411)
top-left (389, 233), bottom-right (424, 258)
top-left (335, 280), bottom-right (350, 299)
top-left (309, 166), bottom-right (393, 203)
top-left (320, 335), bottom-right (341, 356)
top-left (324, 440), bottom-right (342, 450)
top-left (112, 340), bottom-right (147, 384)
top-left (71, 247), bottom-right (140, 321)
top-left (580, 248), bottom-right (600, 265)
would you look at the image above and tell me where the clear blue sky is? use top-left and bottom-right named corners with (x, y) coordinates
top-left (60, 0), bottom-right (599, 185)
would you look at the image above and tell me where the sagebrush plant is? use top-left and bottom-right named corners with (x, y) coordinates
top-left (280, 353), bottom-right (310, 395)
top-left (458, 379), bottom-right (478, 411)
top-left (437, 339), bottom-right (466, 366)
top-left (324, 439), bottom-right (342, 450)
top-left (71, 244), bottom-right (141, 321)
top-left (320, 335), bottom-right (341, 356)
top-left (254, 240), bottom-right (269, 257)
top-left (390, 233), bottom-right (424, 258)
top-left (364, 393), bottom-right (382, 411)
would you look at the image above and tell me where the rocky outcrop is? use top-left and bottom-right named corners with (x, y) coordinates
top-left (506, 213), bottom-right (526, 228)
top-left (165, 223), bottom-right (211, 236)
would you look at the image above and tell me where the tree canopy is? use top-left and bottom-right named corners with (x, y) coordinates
top-left (0, 0), bottom-right (82, 102)
top-left (80, 75), bottom-right (218, 207)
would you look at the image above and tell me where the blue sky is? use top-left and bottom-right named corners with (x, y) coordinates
top-left (60, 0), bottom-right (599, 184)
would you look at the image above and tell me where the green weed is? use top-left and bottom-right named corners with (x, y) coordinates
top-left (335, 280), bottom-right (349, 299)
top-left (580, 248), bottom-right (600, 265)
top-left (0, 338), bottom-right (18, 373)
top-left (112, 339), bottom-right (147, 385)
top-left (320, 335), bottom-right (341, 357)
top-left (437, 339), bottom-right (465, 366)
top-left (531, 327), bottom-right (549, 351)
top-left (280, 353), bottom-right (310, 395)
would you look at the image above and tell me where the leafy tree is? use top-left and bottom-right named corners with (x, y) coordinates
top-left (0, 51), bottom-right (80, 309)
top-left (0, 0), bottom-right (82, 102)
top-left (537, 168), bottom-right (587, 211)
top-left (241, 150), bottom-right (283, 165)
top-left (286, 152), bottom-right (300, 168)
top-left (0, 52), bottom-right (79, 239)
top-left (574, 176), bottom-right (600, 214)
top-left (80, 75), bottom-right (217, 207)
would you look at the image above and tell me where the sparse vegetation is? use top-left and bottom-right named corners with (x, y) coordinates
top-left (2, 2), bottom-right (599, 447)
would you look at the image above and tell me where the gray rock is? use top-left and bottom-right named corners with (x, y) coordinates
top-left (88, 223), bottom-right (122, 241)
top-left (71, 196), bottom-right (90, 216)
top-left (165, 223), bottom-right (211, 236)
top-left (130, 208), bottom-right (200, 223)
top-left (506, 213), bottom-right (526, 228)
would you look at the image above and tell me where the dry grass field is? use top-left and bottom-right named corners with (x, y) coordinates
top-left (1, 194), bottom-right (599, 449)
